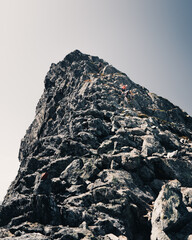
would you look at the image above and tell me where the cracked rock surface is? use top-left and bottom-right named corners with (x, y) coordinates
top-left (0, 50), bottom-right (192, 239)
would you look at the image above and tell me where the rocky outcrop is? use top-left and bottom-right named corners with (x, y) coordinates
top-left (0, 50), bottom-right (192, 239)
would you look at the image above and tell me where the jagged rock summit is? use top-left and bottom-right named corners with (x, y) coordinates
top-left (1, 50), bottom-right (192, 240)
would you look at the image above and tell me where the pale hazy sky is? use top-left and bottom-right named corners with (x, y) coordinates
top-left (0, 0), bottom-right (191, 201)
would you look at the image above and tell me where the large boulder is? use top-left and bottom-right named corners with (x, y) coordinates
top-left (151, 180), bottom-right (191, 240)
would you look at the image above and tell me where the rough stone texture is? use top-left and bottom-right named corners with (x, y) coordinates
top-left (151, 180), bottom-right (191, 240)
top-left (0, 50), bottom-right (192, 239)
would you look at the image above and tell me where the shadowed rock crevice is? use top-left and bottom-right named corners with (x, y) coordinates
top-left (0, 50), bottom-right (192, 239)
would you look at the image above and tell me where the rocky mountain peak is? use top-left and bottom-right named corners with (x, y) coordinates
top-left (0, 51), bottom-right (192, 239)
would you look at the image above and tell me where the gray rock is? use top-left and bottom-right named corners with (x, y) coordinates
top-left (98, 140), bottom-right (114, 155)
top-left (120, 149), bottom-right (141, 170)
top-left (103, 234), bottom-right (128, 240)
top-left (150, 179), bottom-right (167, 194)
top-left (102, 65), bottom-right (119, 75)
top-left (60, 159), bottom-right (84, 185)
top-left (151, 180), bottom-right (190, 240)
top-left (53, 226), bottom-right (94, 240)
top-left (158, 130), bottom-right (181, 151)
top-left (138, 165), bottom-right (155, 182)
top-left (3, 233), bottom-right (48, 239)
top-left (141, 135), bottom-right (165, 157)
top-left (103, 234), bottom-right (119, 240)
top-left (181, 187), bottom-right (192, 207)
top-left (167, 150), bottom-right (178, 159)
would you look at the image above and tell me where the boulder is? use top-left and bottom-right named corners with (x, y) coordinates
top-left (120, 149), bottom-right (141, 170)
top-left (151, 180), bottom-right (190, 240)
top-left (141, 135), bottom-right (165, 157)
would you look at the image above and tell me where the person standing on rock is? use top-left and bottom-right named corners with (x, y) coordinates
top-left (120, 84), bottom-right (130, 106)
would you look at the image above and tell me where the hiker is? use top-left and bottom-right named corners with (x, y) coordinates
top-left (121, 84), bottom-right (127, 92)
top-left (120, 84), bottom-right (129, 96)
top-left (120, 84), bottom-right (129, 106)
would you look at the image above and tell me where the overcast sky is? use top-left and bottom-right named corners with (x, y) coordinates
top-left (0, 0), bottom-right (191, 201)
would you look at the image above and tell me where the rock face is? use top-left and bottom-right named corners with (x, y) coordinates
top-left (0, 50), bottom-right (192, 239)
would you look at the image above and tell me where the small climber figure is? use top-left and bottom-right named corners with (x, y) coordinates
top-left (120, 84), bottom-right (127, 92)
top-left (119, 84), bottom-right (128, 106)
top-left (120, 84), bottom-right (128, 97)
top-left (41, 172), bottom-right (48, 181)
